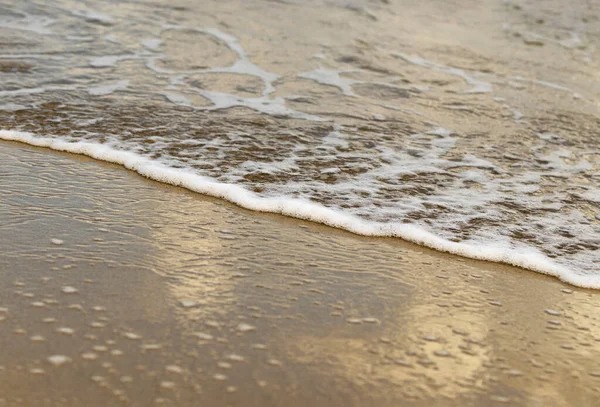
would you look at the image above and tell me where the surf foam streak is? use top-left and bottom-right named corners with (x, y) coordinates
top-left (1, 129), bottom-right (596, 289)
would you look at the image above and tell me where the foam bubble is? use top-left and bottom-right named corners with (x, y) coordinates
top-left (47, 355), bottom-right (71, 366)
top-left (61, 286), bottom-right (78, 294)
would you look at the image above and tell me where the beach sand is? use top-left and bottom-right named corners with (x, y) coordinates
top-left (1, 141), bottom-right (600, 407)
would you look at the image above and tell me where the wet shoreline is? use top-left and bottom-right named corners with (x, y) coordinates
top-left (1, 0), bottom-right (598, 284)
top-left (1, 141), bottom-right (600, 407)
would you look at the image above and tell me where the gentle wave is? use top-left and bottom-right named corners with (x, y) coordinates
top-left (2, 129), bottom-right (596, 288)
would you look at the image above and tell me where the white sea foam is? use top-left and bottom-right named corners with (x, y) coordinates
top-left (155, 26), bottom-right (280, 96)
top-left (1, 1), bottom-right (598, 289)
top-left (0, 54), bottom-right (64, 60)
top-left (393, 52), bottom-right (493, 94)
top-left (298, 68), bottom-right (357, 96)
top-left (1, 129), bottom-right (598, 289)
top-left (193, 89), bottom-right (324, 120)
top-left (0, 103), bottom-right (28, 111)
top-left (162, 92), bottom-right (193, 106)
top-left (0, 12), bottom-right (54, 34)
top-left (88, 80), bottom-right (129, 96)
top-left (71, 9), bottom-right (114, 25)
top-left (0, 86), bottom-right (75, 97)
top-left (141, 38), bottom-right (162, 51)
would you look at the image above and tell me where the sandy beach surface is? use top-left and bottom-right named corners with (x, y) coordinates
top-left (2, 141), bottom-right (600, 407)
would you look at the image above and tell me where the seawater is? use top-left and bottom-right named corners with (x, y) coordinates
top-left (0, 0), bottom-right (598, 287)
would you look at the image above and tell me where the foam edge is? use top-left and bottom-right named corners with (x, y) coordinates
top-left (1, 129), bottom-right (596, 289)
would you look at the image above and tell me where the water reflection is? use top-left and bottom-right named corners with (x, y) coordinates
top-left (3, 143), bottom-right (600, 405)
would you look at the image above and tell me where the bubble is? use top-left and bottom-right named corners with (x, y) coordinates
top-left (267, 359), bottom-right (282, 366)
top-left (237, 323), bottom-right (256, 332)
top-left (362, 317), bottom-right (380, 324)
top-left (56, 327), bottom-right (75, 335)
top-left (61, 286), bottom-right (78, 294)
top-left (47, 355), bottom-right (71, 366)
top-left (141, 344), bottom-right (162, 351)
top-left (82, 352), bottom-right (98, 360)
top-left (227, 354), bottom-right (246, 362)
top-left (165, 365), bottom-right (183, 374)
top-left (123, 332), bottom-right (141, 340)
top-left (545, 309), bottom-right (561, 316)
top-left (191, 332), bottom-right (213, 340)
top-left (160, 381), bottom-right (175, 389)
top-left (346, 318), bottom-right (362, 324)
top-left (490, 395), bottom-right (510, 403)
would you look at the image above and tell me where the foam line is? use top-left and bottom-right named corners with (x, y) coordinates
top-left (298, 68), bottom-right (357, 96)
top-left (1, 129), bottom-right (596, 289)
top-left (393, 52), bottom-right (492, 94)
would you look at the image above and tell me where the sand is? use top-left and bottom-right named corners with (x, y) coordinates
top-left (1, 142), bottom-right (600, 406)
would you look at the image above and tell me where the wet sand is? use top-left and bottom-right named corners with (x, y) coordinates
top-left (1, 141), bottom-right (600, 407)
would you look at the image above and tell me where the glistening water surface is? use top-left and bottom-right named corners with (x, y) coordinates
top-left (2, 142), bottom-right (600, 407)
top-left (0, 0), bottom-right (599, 285)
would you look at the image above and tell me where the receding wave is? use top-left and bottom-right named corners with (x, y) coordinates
top-left (1, 0), bottom-right (598, 287)
top-left (1, 129), bottom-right (598, 288)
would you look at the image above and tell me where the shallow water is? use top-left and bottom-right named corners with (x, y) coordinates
top-left (2, 142), bottom-right (600, 407)
top-left (0, 0), bottom-right (599, 285)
